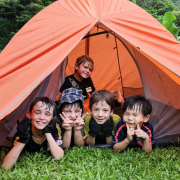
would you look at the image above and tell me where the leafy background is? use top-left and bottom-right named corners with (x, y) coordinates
top-left (0, 0), bottom-right (180, 52)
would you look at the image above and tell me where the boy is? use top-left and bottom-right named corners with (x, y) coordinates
top-left (2, 97), bottom-right (65, 169)
top-left (113, 95), bottom-right (155, 153)
top-left (59, 55), bottom-right (95, 100)
top-left (84, 90), bottom-right (121, 145)
top-left (55, 55), bottom-right (95, 112)
top-left (58, 88), bottom-right (86, 148)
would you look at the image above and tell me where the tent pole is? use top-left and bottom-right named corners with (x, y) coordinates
top-left (114, 35), bottom-right (125, 97)
top-left (85, 33), bottom-right (90, 56)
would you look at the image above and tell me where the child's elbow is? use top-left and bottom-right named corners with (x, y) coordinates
top-left (142, 147), bottom-right (152, 153)
top-left (53, 152), bottom-right (64, 160)
top-left (113, 145), bottom-right (121, 153)
top-left (145, 149), bottom-right (152, 153)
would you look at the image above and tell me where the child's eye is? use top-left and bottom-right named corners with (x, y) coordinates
top-left (64, 110), bottom-right (70, 113)
top-left (45, 113), bottom-right (50, 116)
top-left (94, 109), bottom-right (98, 111)
top-left (104, 109), bottom-right (108, 112)
top-left (75, 110), bottom-right (80, 113)
top-left (35, 111), bottom-right (40, 114)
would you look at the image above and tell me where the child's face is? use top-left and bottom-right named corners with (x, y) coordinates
top-left (91, 100), bottom-right (113, 124)
top-left (123, 105), bottom-right (149, 129)
top-left (75, 62), bottom-right (93, 80)
top-left (62, 103), bottom-right (81, 121)
top-left (27, 101), bottom-right (54, 130)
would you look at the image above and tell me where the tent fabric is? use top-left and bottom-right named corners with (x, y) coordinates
top-left (0, 0), bottom-right (180, 146)
top-left (0, 58), bottom-right (68, 146)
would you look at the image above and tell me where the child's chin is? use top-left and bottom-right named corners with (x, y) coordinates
top-left (96, 121), bottom-right (105, 125)
top-left (127, 124), bottom-right (136, 129)
top-left (33, 124), bottom-right (46, 130)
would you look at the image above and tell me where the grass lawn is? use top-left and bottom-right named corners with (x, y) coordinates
top-left (1, 146), bottom-right (180, 180)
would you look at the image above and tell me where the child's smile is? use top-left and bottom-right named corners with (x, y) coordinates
top-left (75, 62), bottom-right (92, 81)
top-left (91, 101), bottom-right (113, 124)
top-left (123, 106), bottom-right (148, 129)
top-left (27, 101), bottom-right (53, 130)
top-left (62, 103), bottom-right (81, 122)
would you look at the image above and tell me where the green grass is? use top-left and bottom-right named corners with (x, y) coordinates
top-left (1, 146), bottom-right (180, 180)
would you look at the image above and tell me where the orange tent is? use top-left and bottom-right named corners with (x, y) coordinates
top-left (0, 0), bottom-right (180, 146)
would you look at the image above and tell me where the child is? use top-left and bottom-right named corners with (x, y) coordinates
top-left (84, 90), bottom-right (121, 145)
top-left (2, 97), bottom-right (65, 169)
top-left (58, 88), bottom-right (86, 148)
top-left (55, 55), bottom-right (95, 112)
top-left (113, 95), bottom-right (155, 153)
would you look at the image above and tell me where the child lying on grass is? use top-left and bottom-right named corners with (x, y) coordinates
top-left (58, 88), bottom-right (86, 148)
top-left (2, 97), bottom-right (66, 169)
top-left (84, 90), bottom-right (121, 145)
top-left (113, 95), bottom-right (155, 153)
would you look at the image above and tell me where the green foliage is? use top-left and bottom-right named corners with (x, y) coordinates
top-left (130, 0), bottom-right (180, 42)
top-left (173, 10), bottom-right (180, 28)
top-left (0, 0), bottom-right (55, 52)
top-left (1, 146), bottom-right (180, 179)
top-left (158, 12), bottom-right (180, 41)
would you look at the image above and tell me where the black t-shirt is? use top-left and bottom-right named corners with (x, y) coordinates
top-left (60, 74), bottom-right (95, 100)
top-left (13, 122), bottom-right (64, 152)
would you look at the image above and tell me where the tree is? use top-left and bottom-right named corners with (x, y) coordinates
top-left (0, 0), bottom-right (56, 52)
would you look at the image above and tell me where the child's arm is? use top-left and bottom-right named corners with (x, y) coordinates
top-left (106, 136), bottom-right (113, 145)
top-left (134, 124), bottom-right (152, 153)
top-left (86, 135), bottom-right (96, 145)
top-left (113, 124), bottom-right (134, 152)
top-left (101, 117), bottom-right (114, 145)
top-left (43, 119), bottom-right (64, 159)
top-left (45, 133), bottom-right (64, 159)
top-left (85, 118), bottom-right (101, 145)
top-left (111, 90), bottom-right (124, 107)
top-left (2, 118), bottom-right (31, 169)
top-left (74, 130), bottom-right (85, 146)
top-left (60, 112), bottom-right (73, 149)
top-left (2, 142), bottom-right (25, 169)
top-left (73, 112), bottom-right (86, 146)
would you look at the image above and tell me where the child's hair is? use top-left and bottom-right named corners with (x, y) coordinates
top-left (29, 97), bottom-right (57, 117)
top-left (122, 95), bottom-right (152, 116)
top-left (75, 55), bottom-right (94, 72)
top-left (58, 88), bottom-right (84, 114)
top-left (89, 90), bottom-right (115, 111)
top-left (61, 101), bottom-right (82, 113)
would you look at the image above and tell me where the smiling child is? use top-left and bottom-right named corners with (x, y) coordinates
top-left (84, 90), bottom-right (121, 145)
top-left (2, 97), bottom-right (65, 169)
top-left (58, 88), bottom-right (86, 148)
top-left (113, 95), bottom-right (155, 153)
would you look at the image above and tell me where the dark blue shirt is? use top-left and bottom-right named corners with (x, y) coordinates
top-left (113, 120), bottom-right (154, 147)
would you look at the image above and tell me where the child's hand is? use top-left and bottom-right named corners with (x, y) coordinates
top-left (43, 118), bottom-right (57, 134)
top-left (126, 123), bottom-right (134, 142)
top-left (60, 112), bottom-right (73, 131)
top-left (73, 111), bottom-right (86, 131)
top-left (135, 124), bottom-right (149, 140)
top-left (17, 118), bottom-right (31, 144)
top-left (111, 90), bottom-right (124, 104)
top-left (101, 117), bottom-right (114, 137)
top-left (89, 118), bottom-right (101, 137)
